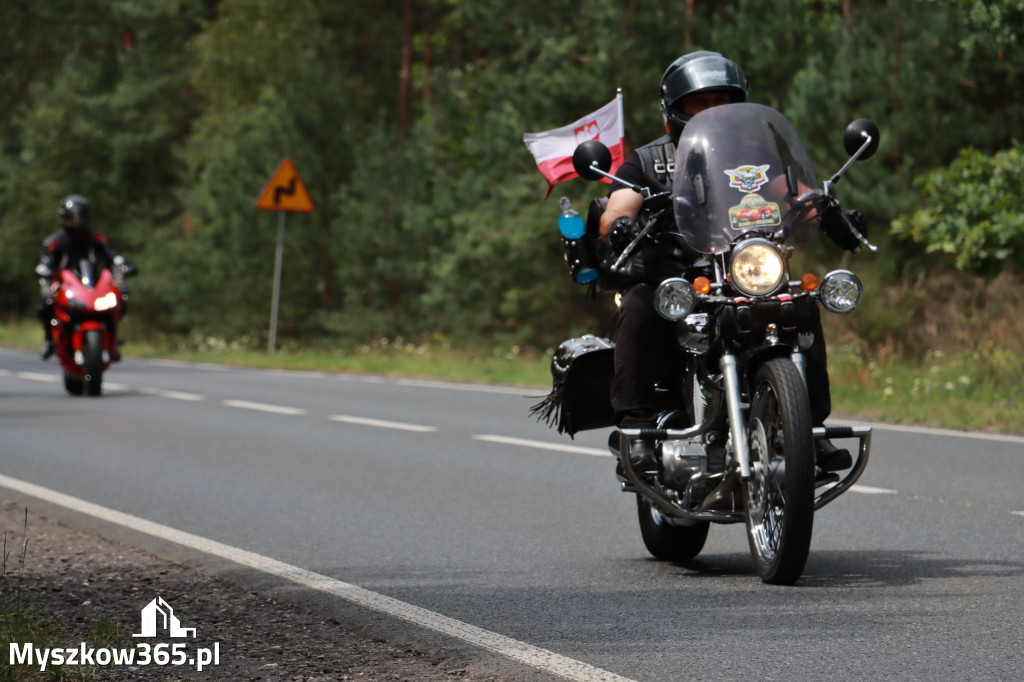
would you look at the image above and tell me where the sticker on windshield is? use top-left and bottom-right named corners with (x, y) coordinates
top-left (724, 164), bottom-right (771, 193)
top-left (729, 194), bottom-right (781, 231)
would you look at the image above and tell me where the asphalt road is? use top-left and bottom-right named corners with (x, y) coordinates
top-left (1, 348), bottom-right (1022, 680)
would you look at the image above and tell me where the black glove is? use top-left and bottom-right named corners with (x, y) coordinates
top-left (846, 209), bottom-right (867, 237)
top-left (608, 216), bottom-right (640, 252)
top-left (821, 203), bottom-right (867, 253)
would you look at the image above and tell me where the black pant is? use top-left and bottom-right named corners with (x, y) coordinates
top-left (38, 299), bottom-right (53, 339)
top-left (610, 283), bottom-right (833, 428)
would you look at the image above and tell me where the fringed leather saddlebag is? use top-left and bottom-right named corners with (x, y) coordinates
top-left (530, 335), bottom-right (615, 436)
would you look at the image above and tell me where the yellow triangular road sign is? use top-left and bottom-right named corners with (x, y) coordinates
top-left (255, 158), bottom-right (315, 212)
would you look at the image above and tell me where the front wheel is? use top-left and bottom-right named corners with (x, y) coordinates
top-left (742, 358), bottom-right (815, 585)
top-left (63, 372), bottom-right (84, 396)
top-left (637, 495), bottom-right (709, 562)
top-left (83, 329), bottom-right (104, 397)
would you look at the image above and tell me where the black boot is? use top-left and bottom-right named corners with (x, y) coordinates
top-left (816, 439), bottom-right (852, 472)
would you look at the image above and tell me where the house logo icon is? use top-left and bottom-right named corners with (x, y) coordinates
top-left (133, 597), bottom-right (196, 638)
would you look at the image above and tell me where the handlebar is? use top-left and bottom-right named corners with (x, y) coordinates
top-left (840, 209), bottom-right (878, 254)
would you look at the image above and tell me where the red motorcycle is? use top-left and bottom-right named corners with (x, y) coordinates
top-left (42, 258), bottom-right (136, 396)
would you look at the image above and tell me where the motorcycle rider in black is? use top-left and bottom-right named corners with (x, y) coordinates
top-left (599, 51), bottom-right (854, 472)
top-left (37, 194), bottom-right (126, 360)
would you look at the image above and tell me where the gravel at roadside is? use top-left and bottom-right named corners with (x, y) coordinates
top-left (1, 499), bottom-right (523, 681)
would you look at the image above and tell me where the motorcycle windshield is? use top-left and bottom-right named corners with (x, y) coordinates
top-left (671, 103), bottom-right (822, 255)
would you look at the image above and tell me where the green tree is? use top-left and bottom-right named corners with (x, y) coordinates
top-left (888, 1), bottom-right (1024, 280)
top-left (891, 144), bottom-right (1024, 278)
top-left (0, 0), bottom-right (214, 319)
top-left (157, 0), bottom-right (401, 341)
top-left (397, 0), bottom-right (635, 346)
top-left (2, 0), bottom-right (1022, 351)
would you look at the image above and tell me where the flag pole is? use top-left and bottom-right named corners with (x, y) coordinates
top-left (616, 88), bottom-right (625, 143)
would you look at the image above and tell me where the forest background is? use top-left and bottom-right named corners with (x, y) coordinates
top-left (0, 0), bottom-right (1021, 431)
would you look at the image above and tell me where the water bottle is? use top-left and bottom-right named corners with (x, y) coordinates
top-left (557, 197), bottom-right (598, 284)
top-left (558, 197), bottom-right (585, 239)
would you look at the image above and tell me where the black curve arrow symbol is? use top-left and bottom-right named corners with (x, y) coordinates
top-left (274, 179), bottom-right (296, 205)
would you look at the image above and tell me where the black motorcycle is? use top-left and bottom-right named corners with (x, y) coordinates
top-left (534, 103), bottom-right (879, 584)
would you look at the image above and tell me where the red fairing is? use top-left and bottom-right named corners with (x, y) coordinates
top-left (46, 264), bottom-right (126, 396)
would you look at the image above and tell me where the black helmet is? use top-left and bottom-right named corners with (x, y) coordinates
top-left (660, 51), bottom-right (747, 135)
top-left (58, 194), bottom-right (90, 230)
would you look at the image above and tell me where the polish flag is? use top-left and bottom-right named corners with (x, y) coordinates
top-left (523, 93), bottom-right (625, 197)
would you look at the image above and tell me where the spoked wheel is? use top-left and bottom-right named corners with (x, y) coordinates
top-left (83, 329), bottom-right (104, 397)
top-left (742, 358), bottom-right (815, 585)
top-left (637, 495), bottom-right (709, 562)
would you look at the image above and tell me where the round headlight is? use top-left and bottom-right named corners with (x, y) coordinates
top-left (729, 240), bottom-right (786, 297)
top-left (819, 269), bottom-right (863, 313)
top-left (654, 278), bottom-right (697, 321)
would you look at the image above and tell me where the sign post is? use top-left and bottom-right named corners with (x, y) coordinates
top-left (255, 158), bottom-right (315, 354)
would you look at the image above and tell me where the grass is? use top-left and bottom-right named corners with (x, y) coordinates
top-left (1, 507), bottom-right (136, 682)
top-left (1, 510), bottom-right (79, 682)
top-left (0, 608), bottom-right (70, 682)
top-left (827, 341), bottom-right (1024, 434)
top-left (2, 319), bottom-right (1021, 436)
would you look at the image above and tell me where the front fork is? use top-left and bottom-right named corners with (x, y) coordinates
top-left (719, 346), bottom-right (806, 481)
top-left (720, 352), bottom-right (751, 479)
top-left (71, 323), bottom-right (112, 366)
top-left (722, 346), bottom-right (872, 503)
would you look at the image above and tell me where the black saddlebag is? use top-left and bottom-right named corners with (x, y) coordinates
top-left (530, 335), bottom-right (615, 436)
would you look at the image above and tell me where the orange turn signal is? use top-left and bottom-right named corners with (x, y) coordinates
top-left (801, 273), bottom-right (819, 291)
top-left (693, 276), bottom-right (712, 295)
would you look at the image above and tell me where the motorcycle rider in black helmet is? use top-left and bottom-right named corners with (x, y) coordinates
top-left (36, 194), bottom-right (128, 360)
top-left (599, 51), bottom-right (853, 473)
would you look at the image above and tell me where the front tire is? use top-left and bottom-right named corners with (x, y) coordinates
top-left (83, 329), bottom-right (104, 397)
top-left (63, 372), bottom-right (84, 396)
top-left (742, 358), bottom-right (815, 584)
top-left (637, 495), bottom-right (709, 562)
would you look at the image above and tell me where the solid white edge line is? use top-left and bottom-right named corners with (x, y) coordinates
top-left (394, 377), bottom-right (536, 396)
top-left (830, 418), bottom-right (1024, 445)
top-left (329, 415), bottom-right (437, 433)
top-left (146, 359), bottom-right (230, 372)
top-left (474, 435), bottom-right (609, 458)
top-left (223, 400), bottom-right (307, 416)
top-left (0, 474), bottom-right (633, 682)
top-left (1013, 511), bottom-right (1024, 518)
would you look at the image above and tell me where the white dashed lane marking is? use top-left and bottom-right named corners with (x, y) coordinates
top-left (849, 484), bottom-right (898, 495)
top-left (474, 434), bottom-right (608, 457)
top-left (223, 400), bottom-right (307, 416)
top-left (16, 372), bottom-right (59, 382)
top-left (139, 388), bottom-right (207, 401)
top-left (329, 415), bottom-right (437, 433)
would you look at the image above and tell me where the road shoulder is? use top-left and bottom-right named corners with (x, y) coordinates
top-left (1, 498), bottom-right (519, 680)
